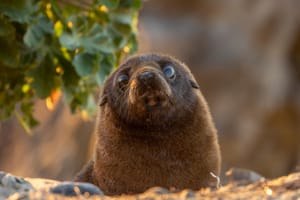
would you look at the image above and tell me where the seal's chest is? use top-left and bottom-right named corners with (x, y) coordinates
top-left (126, 144), bottom-right (189, 173)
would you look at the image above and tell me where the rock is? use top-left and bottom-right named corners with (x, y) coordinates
top-left (50, 182), bottom-right (103, 196)
top-left (225, 168), bottom-right (265, 185)
top-left (1, 174), bottom-right (33, 192)
top-left (0, 172), bottom-right (5, 183)
top-left (1, 171), bottom-right (300, 199)
top-left (138, 187), bottom-right (170, 200)
top-left (179, 189), bottom-right (196, 199)
top-left (0, 172), bottom-right (33, 200)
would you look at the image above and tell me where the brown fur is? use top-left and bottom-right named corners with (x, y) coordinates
top-left (75, 53), bottom-right (221, 195)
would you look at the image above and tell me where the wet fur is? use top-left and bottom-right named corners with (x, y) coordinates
top-left (75, 53), bottom-right (221, 195)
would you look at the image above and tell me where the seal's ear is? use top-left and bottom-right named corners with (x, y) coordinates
top-left (190, 80), bottom-right (199, 89)
top-left (99, 94), bottom-right (108, 106)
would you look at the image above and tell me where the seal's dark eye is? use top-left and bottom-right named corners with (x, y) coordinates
top-left (163, 65), bottom-right (176, 80)
top-left (117, 74), bottom-right (129, 90)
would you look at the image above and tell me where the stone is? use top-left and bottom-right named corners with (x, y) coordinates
top-left (0, 173), bottom-right (33, 200)
top-left (144, 187), bottom-right (170, 195)
top-left (50, 182), bottom-right (103, 196)
top-left (225, 168), bottom-right (265, 185)
top-left (179, 189), bottom-right (196, 199)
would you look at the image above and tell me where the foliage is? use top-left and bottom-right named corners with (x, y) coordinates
top-left (0, 0), bottom-right (141, 133)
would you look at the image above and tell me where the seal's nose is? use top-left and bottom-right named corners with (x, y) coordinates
top-left (138, 71), bottom-right (155, 82)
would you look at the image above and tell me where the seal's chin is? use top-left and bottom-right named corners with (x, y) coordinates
top-left (140, 90), bottom-right (169, 109)
top-left (129, 88), bottom-right (171, 114)
top-left (126, 92), bottom-right (173, 128)
top-left (128, 68), bottom-right (173, 113)
top-left (128, 79), bottom-right (172, 113)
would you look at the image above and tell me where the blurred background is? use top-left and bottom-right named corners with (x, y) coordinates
top-left (0, 0), bottom-right (300, 181)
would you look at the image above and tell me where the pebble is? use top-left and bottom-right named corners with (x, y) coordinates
top-left (180, 189), bottom-right (196, 199)
top-left (144, 187), bottom-right (170, 195)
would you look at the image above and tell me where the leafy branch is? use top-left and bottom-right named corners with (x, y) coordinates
top-left (0, 0), bottom-right (141, 133)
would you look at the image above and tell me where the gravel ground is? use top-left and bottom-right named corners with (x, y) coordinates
top-left (1, 171), bottom-right (300, 200)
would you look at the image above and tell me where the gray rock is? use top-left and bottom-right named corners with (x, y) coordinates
top-left (0, 171), bottom-right (6, 183)
top-left (0, 173), bottom-right (33, 200)
top-left (1, 174), bottom-right (33, 192)
top-left (225, 168), bottom-right (265, 185)
top-left (50, 182), bottom-right (103, 196)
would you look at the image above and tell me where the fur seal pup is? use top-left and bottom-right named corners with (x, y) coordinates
top-left (75, 53), bottom-right (221, 195)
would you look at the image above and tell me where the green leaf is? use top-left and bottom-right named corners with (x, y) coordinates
top-left (98, 0), bottom-right (120, 10)
top-left (81, 94), bottom-right (96, 115)
top-left (119, 0), bottom-right (141, 9)
top-left (0, 39), bottom-right (20, 68)
top-left (54, 54), bottom-right (79, 104)
top-left (96, 54), bottom-right (115, 84)
top-left (0, 0), bottom-right (40, 23)
top-left (72, 52), bottom-right (99, 77)
top-left (59, 24), bottom-right (114, 53)
top-left (68, 15), bottom-right (90, 33)
top-left (132, 0), bottom-right (142, 9)
top-left (110, 11), bottom-right (134, 35)
top-left (57, 54), bottom-right (80, 88)
top-left (112, 12), bottom-right (133, 26)
top-left (15, 111), bottom-right (32, 135)
top-left (70, 95), bottom-right (81, 113)
top-left (0, 15), bottom-right (20, 68)
top-left (24, 15), bottom-right (53, 48)
top-left (24, 26), bottom-right (42, 48)
top-left (29, 55), bottom-right (57, 98)
top-left (128, 33), bottom-right (138, 53)
top-left (81, 24), bottom-right (114, 54)
top-left (0, 15), bottom-right (15, 36)
top-left (112, 22), bottom-right (131, 35)
top-left (59, 33), bottom-right (80, 50)
top-left (20, 101), bottom-right (38, 127)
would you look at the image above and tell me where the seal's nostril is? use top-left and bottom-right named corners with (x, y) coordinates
top-left (138, 71), bottom-right (155, 82)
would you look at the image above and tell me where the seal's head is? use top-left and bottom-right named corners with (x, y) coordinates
top-left (100, 53), bottom-right (200, 132)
